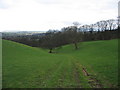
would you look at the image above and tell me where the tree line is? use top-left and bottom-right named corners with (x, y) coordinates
top-left (2, 18), bottom-right (119, 53)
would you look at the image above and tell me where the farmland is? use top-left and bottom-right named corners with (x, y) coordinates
top-left (2, 39), bottom-right (118, 88)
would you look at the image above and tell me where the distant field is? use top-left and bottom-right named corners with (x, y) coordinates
top-left (2, 39), bottom-right (118, 88)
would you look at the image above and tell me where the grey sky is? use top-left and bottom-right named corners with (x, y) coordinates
top-left (0, 0), bottom-right (119, 31)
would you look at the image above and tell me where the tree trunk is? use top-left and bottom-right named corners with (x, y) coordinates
top-left (74, 42), bottom-right (78, 50)
top-left (49, 48), bottom-right (52, 53)
top-left (118, 26), bottom-right (120, 30)
top-left (110, 26), bottom-right (112, 31)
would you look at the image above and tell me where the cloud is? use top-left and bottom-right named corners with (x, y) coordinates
top-left (0, 0), bottom-right (15, 9)
top-left (35, 0), bottom-right (63, 4)
top-left (0, 0), bottom-right (119, 31)
top-left (0, 0), bottom-right (9, 9)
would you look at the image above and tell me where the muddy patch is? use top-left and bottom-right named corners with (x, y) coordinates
top-left (82, 67), bottom-right (103, 88)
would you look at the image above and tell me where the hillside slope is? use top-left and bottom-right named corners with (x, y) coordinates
top-left (56, 39), bottom-right (118, 87)
top-left (2, 39), bottom-right (118, 88)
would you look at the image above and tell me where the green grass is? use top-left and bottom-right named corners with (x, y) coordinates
top-left (2, 39), bottom-right (118, 88)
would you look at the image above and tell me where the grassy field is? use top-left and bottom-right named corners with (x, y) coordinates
top-left (2, 39), bottom-right (118, 88)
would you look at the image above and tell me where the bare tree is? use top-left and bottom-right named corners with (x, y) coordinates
top-left (73, 22), bottom-right (80, 27)
top-left (100, 20), bottom-right (108, 31)
top-left (107, 19), bottom-right (115, 30)
top-left (96, 22), bottom-right (101, 31)
top-left (41, 30), bottom-right (57, 53)
top-left (82, 25), bottom-right (90, 32)
top-left (89, 24), bottom-right (95, 33)
top-left (65, 26), bottom-right (82, 49)
top-left (117, 17), bottom-right (120, 29)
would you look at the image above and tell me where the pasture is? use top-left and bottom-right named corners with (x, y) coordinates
top-left (2, 39), bottom-right (118, 88)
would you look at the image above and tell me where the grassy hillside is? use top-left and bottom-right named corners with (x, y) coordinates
top-left (2, 39), bottom-right (118, 88)
top-left (56, 39), bottom-right (118, 87)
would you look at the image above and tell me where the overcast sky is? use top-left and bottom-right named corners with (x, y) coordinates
top-left (0, 0), bottom-right (119, 32)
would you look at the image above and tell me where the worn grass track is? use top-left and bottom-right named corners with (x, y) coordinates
top-left (2, 39), bottom-right (118, 88)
